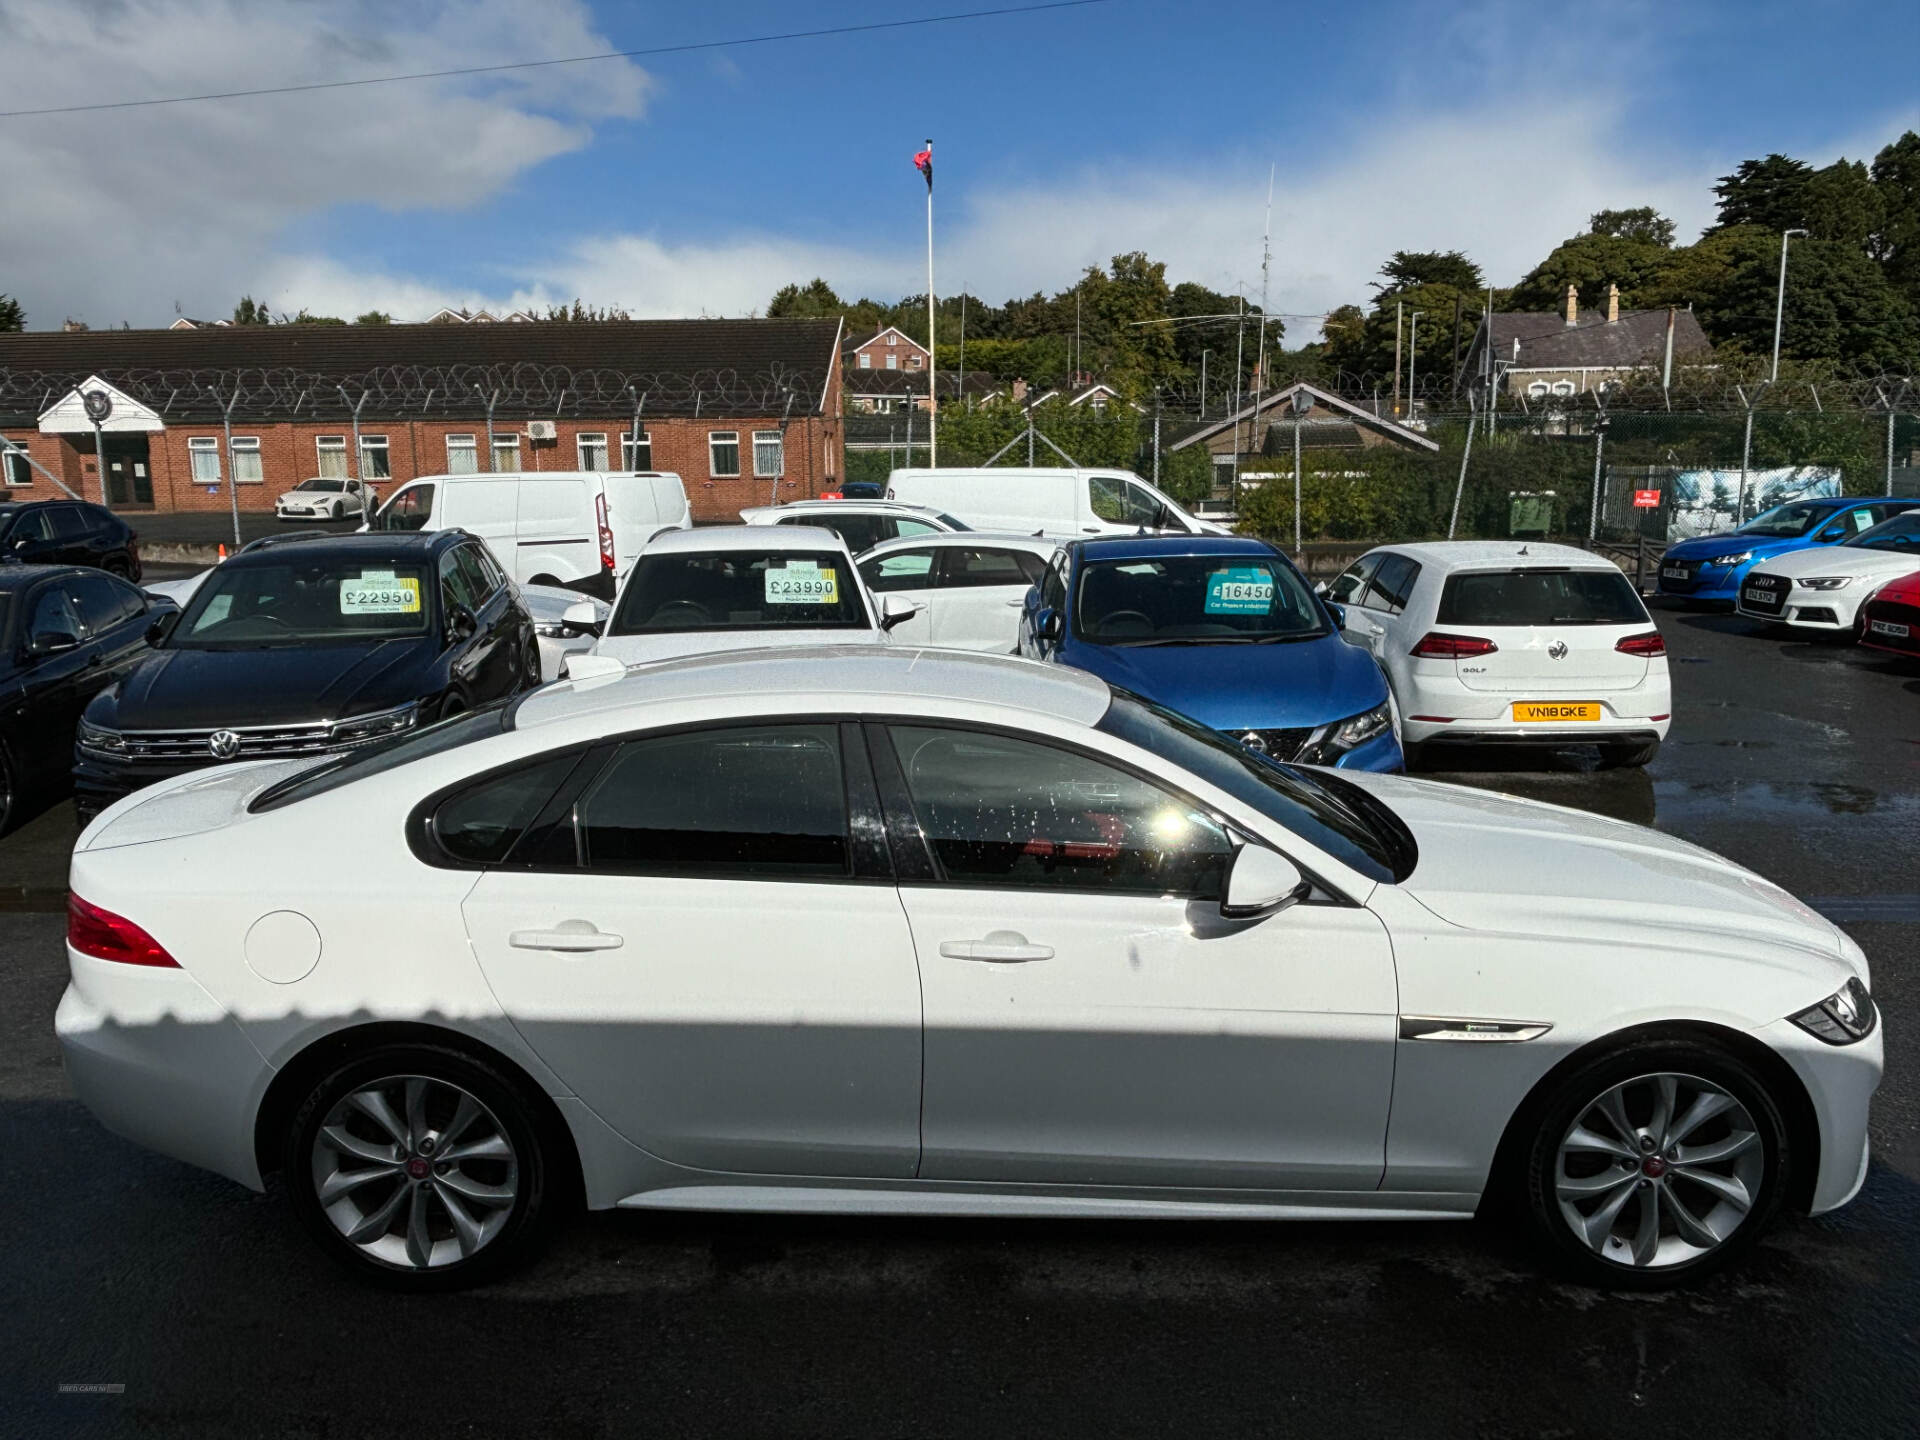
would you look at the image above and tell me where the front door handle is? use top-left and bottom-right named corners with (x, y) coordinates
top-left (509, 921), bottom-right (624, 953)
top-left (939, 931), bottom-right (1053, 963)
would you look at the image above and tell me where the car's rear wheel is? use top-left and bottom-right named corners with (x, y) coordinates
top-left (102, 555), bottom-right (131, 579)
top-left (283, 1043), bottom-right (551, 1289)
top-left (331, 501), bottom-right (345, 520)
top-left (1521, 1039), bottom-right (1790, 1289)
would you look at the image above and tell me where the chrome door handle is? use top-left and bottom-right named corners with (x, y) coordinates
top-left (508, 921), bottom-right (624, 953)
top-left (939, 931), bottom-right (1053, 963)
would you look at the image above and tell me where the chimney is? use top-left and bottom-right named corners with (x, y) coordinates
top-left (1012, 377), bottom-right (1028, 403)
top-left (1564, 284), bottom-right (1579, 327)
top-left (1606, 283), bottom-right (1620, 324)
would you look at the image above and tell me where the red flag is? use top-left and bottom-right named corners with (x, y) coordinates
top-left (913, 143), bottom-right (932, 191)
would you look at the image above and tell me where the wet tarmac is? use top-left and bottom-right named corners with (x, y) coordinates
top-left (2, 603), bottom-right (1916, 1438)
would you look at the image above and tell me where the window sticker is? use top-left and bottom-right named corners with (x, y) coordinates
top-left (341, 570), bottom-right (421, 615)
top-left (765, 559), bottom-right (839, 605)
top-left (1205, 566), bottom-right (1274, 615)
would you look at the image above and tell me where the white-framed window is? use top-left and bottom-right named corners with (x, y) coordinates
top-left (359, 434), bottom-right (391, 479)
top-left (1550, 380), bottom-right (1576, 398)
top-left (858, 352), bottom-right (871, 369)
top-left (445, 433), bottom-right (478, 474)
top-left (492, 435), bottom-right (521, 472)
top-left (2, 442), bottom-right (31, 487)
top-left (1526, 381), bottom-right (1549, 399)
top-left (908, 353), bottom-right (923, 370)
top-left (885, 352), bottom-right (898, 370)
top-left (231, 436), bottom-right (264, 483)
top-left (577, 432), bottom-right (608, 472)
top-left (316, 434), bottom-right (348, 478)
top-left (188, 436), bottom-right (221, 483)
top-left (621, 430), bottom-right (651, 469)
top-left (752, 430), bottom-right (784, 478)
top-left (708, 430), bottom-right (740, 477)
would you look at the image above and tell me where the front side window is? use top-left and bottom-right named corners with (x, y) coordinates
top-left (26, 583), bottom-right (84, 646)
top-left (609, 548), bottom-right (870, 634)
top-left (72, 572), bottom-right (146, 632)
top-left (709, 431), bottom-right (741, 478)
top-left (861, 548), bottom-right (938, 593)
top-left (577, 433), bottom-right (608, 472)
top-left (231, 437), bottom-right (264, 483)
top-left (175, 558), bottom-right (432, 646)
top-left (1846, 513), bottom-right (1920, 552)
top-left (753, 430), bottom-right (784, 478)
top-left (492, 435), bottom-right (521, 473)
top-left (360, 435), bottom-right (391, 479)
top-left (1073, 552), bottom-right (1324, 644)
top-left (316, 436), bottom-right (348, 478)
top-left (1362, 554), bottom-right (1419, 614)
top-left (453, 544), bottom-right (497, 604)
top-left (940, 546), bottom-right (1046, 589)
top-left (1327, 554), bottom-right (1381, 604)
top-left (578, 725), bottom-right (849, 878)
top-left (188, 436), bottom-right (221, 483)
top-left (445, 434), bottom-right (479, 475)
top-left (373, 484), bottom-right (434, 532)
top-left (1437, 569), bottom-right (1650, 627)
top-left (887, 725), bottom-right (1233, 897)
top-left (1089, 476), bottom-right (1162, 528)
top-left (439, 547), bottom-right (481, 614)
top-left (621, 430), bottom-right (651, 470)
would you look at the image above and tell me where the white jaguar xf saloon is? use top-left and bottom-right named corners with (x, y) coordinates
top-left (56, 649), bottom-right (1878, 1289)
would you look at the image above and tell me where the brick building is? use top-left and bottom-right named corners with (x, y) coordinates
top-left (843, 326), bottom-right (928, 373)
top-left (0, 318), bottom-right (845, 524)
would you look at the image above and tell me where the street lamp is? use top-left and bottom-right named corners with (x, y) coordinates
top-left (1770, 228), bottom-right (1808, 383)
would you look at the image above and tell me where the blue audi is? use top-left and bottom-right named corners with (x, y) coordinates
top-left (1018, 535), bottom-right (1403, 771)
top-left (1656, 496), bottom-right (1920, 603)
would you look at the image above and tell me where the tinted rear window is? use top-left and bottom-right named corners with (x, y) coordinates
top-left (1437, 569), bottom-right (1648, 627)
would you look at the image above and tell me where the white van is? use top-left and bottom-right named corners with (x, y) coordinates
top-left (884, 467), bottom-right (1228, 538)
top-left (366, 470), bottom-right (691, 594)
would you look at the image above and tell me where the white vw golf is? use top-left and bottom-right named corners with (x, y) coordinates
top-left (57, 649), bottom-right (1877, 1289)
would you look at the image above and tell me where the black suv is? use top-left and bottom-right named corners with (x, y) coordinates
top-left (74, 530), bottom-right (539, 822)
top-left (0, 500), bottom-right (142, 580)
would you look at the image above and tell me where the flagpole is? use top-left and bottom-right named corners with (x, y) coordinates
top-left (924, 137), bottom-right (937, 469)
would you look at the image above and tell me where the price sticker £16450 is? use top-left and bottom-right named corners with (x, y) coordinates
top-left (765, 560), bottom-right (839, 605)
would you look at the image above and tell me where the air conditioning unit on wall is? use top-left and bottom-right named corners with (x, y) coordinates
top-left (525, 420), bottom-right (558, 442)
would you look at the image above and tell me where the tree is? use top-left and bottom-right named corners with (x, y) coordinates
top-left (1693, 227), bottom-right (1920, 371)
top-left (543, 299), bottom-right (632, 322)
top-left (1589, 207), bottom-right (1676, 246)
top-left (1372, 250), bottom-right (1483, 295)
top-left (354, 310), bottom-right (393, 325)
top-left (767, 278), bottom-right (845, 318)
top-left (1508, 231), bottom-right (1676, 313)
top-left (231, 295), bottom-right (271, 325)
top-left (1872, 131), bottom-right (1920, 302)
top-left (1713, 154), bottom-right (1815, 232)
top-left (0, 294), bottom-right (22, 332)
top-left (1804, 160), bottom-right (1885, 254)
top-left (284, 309), bottom-right (346, 325)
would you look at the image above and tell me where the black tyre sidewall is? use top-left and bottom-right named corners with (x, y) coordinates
top-left (283, 1042), bottom-right (551, 1290)
top-left (1520, 1038), bottom-right (1791, 1290)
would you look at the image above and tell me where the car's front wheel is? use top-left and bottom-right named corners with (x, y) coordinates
top-left (283, 1043), bottom-right (553, 1289)
top-left (1520, 1039), bottom-right (1791, 1289)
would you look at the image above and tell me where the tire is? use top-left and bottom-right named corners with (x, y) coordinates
top-left (332, 501), bottom-right (345, 520)
top-left (1400, 739), bottom-right (1427, 772)
top-left (282, 1041), bottom-right (553, 1290)
top-left (1606, 739), bottom-right (1660, 768)
top-left (1518, 1037), bottom-right (1791, 1289)
top-left (438, 694), bottom-right (468, 723)
top-left (102, 555), bottom-right (131, 579)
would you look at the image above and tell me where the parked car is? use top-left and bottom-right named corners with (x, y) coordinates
top-left (276, 476), bottom-right (378, 522)
top-left (562, 526), bottom-right (918, 675)
top-left (1654, 496), bottom-right (1919, 604)
top-left (0, 564), bottom-right (168, 832)
top-left (1858, 570), bottom-right (1920, 660)
top-left (0, 499), bottom-right (142, 580)
top-left (886, 466), bottom-right (1229, 538)
top-left (57, 646), bottom-right (1878, 1290)
top-left (857, 533), bottom-right (1055, 653)
top-left (1733, 511), bottom-right (1920, 635)
top-left (522, 582), bottom-right (607, 683)
top-left (738, 498), bottom-right (968, 553)
top-left (1325, 542), bottom-right (1670, 769)
top-left (73, 530), bottom-right (539, 823)
top-left (366, 470), bottom-right (691, 598)
top-left (1019, 536), bottom-right (1401, 772)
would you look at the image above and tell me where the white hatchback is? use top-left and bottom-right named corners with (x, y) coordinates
top-left (856, 532), bottom-right (1055, 653)
top-left (1325, 542), bottom-right (1672, 767)
top-left (1734, 511), bottom-right (1920, 634)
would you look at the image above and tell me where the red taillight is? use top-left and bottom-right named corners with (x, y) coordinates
top-left (1615, 631), bottom-right (1666, 657)
top-left (596, 492), bottom-right (615, 572)
top-left (1410, 632), bottom-right (1498, 659)
top-left (67, 894), bottom-right (178, 968)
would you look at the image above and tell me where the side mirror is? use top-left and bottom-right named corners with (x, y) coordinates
top-left (562, 598), bottom-right (604, 638)
top-left (1815, 527), bottom-right (1845, 542)
top-left (448, 603), bottom-right (478, 642)
top-left (1312, 579), bottom-right (1330, 597)
top-left (1324, 601), bottom-right (1346, 629)
top-left (1038, 608), bottom-right (1064, 643)
top-left (145, 610), bottom-right (179, 647)
top-left (1220, 844), bottom-right (1311, 919)
top-left (30, 630), bottom-right (81, 656)
top-left (879, 593), bottom-right (924, 631)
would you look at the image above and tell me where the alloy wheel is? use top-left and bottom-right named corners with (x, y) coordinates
top-left (1554, 1071), bottom-right (1764, 1270)
top-left (310, 1074), bottom-right (520, 1271)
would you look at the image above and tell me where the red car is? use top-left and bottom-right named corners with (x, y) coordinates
top-left (1859, 571), bottom-right (1920, 659)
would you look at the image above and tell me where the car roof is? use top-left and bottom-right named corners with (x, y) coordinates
top-left (1376, 541), bottom-right (1617, 573)
top-left (515, 645), bottom-right (1111, 731)
top-left (742, 500), bottom-right (948, 519)
top-left (1069, 535), bottom-right (1279, 562)
top-left (219, 530), bottom-right (455, 566)
top-left (861, 530), bottom-right (1057, 558)
top-left (643, 524), bottom-right (851, 556)
top-left (0, 562), bottom-right (88, 593)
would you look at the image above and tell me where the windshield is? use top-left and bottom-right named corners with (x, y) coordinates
top-left (610, 548), bottom-right (871, 634)
top-left (173, 558), bottom-right (433, 647)
top-left (1074, 552), bottom-right (1325, 645)
top-left (251, 703), bottom-right (511, 812)
top-left (294, 478), bottom-right (345, 492)
top-left (1736, 501), bottom-right (1829, 539)
top-left (1438, 568), bottom-right (1649, 626)
top-left (1844, 513), bottom-right (1920, 551)
top-left (1096, 690), bottom-right (1413, 885)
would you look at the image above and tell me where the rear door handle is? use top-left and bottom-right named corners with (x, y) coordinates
top-left (508, 921), bottom-right (624, 953)
top-left (939, 932), bottom-right (1053, 963)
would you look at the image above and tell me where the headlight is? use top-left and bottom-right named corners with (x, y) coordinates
top-left (1304, 703), bottom-right (1393, 762)
top-left (1789, 977), bottom-right (1877, 1045)
top-left (76, 719), bottom-right (126, 755)
top-left (1797, 576), bottom-right (1854, 591)
top-left (329, 701), bottom-right (420, 748)
top-left (1707, 551), bottom-right (1753, 567)
top-left (533, 620), bottom-right (574, 639)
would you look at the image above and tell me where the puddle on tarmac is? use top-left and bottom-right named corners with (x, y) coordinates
top-left (1652, 779), bottom-right (1919, 821)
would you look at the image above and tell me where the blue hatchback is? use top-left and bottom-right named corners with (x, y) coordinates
top-left (1019, 536), bottom-right (1403, 771)
top-left (1656, 496), bottom-right (1920, 603)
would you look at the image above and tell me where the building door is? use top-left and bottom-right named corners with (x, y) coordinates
top-left (95, 435), bottom-right (153, 507)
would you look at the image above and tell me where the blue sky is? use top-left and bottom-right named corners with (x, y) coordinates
top-left (4, 0), bottom-right (1918, 330)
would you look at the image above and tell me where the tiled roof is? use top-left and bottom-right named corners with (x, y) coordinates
top-left (1480, 309), bottom-right (1713, 371)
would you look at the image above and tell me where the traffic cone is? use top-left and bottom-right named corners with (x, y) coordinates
top-left (217, 543), bottom-right (227, 562)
